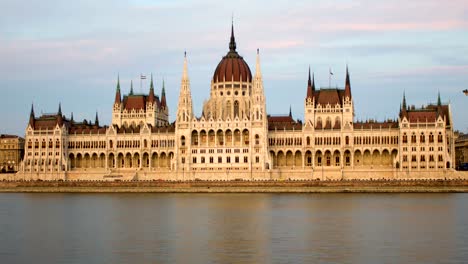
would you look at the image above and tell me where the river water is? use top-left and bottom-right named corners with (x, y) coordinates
top-left (1, 193), bottom-right (467, 263)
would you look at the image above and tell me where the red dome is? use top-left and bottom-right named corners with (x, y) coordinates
top-left (213, 55), bottom-right (252, 83)
top-left (212, 24), bottom-right (252, 83)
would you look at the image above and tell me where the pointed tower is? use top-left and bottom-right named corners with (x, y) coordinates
top-left (345, 65), bottom-right (352, 99)
top-left (342, 65), bottom-right (354, 129)
top-left (148, 74), bottom-right (155, 104)
top-left (70, 112), bottom-right (74, 123)
top-left (28, 103), bottom-right (35, 128)
top-left (130, 80), bottom-right (134, 95)
top-left (161, 79), bottom-right (167, 109)
top-left (252, 48), bottom-right (267, 122)
top-left (250, 48), bottom-right (270, 171)
top-left (114, 75), bottom-right (121, 104)
top-left (112, 75), bottom-right (123, 127)
top-left (304, 66), bottom-right (316, 126)
top-left (95, 111), bottom-right (99, 126)
top-left (402, 91), bottom-right (407, 109)
top-left (400, 92), bottom-right (408, 119)
top-left (176, 51), bottom-right (194, 125)
top-left (57, 103), bottom-right (63, 126)
top-left (306, 66), bottom-right (314, 99)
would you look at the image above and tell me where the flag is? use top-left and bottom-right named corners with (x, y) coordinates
top-left (329, 68), bottom-right (333, 75)
top-left (140, 74), bottom-right (147, 80)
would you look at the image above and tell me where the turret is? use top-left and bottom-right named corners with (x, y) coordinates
top-left (114, 75), bottom-right (121, 104)
top-left (29, 103), bottom-right (35, 128)
top-left (400, 92), bottom-right (407, 118)
top-left (130, 80), bottom-right (134, 95)
top-left (148, 74), bottom-right (155, 104)
top-left (176, 51), bottom-right (194, 123)
top-left (95, 111), bottom-right (99, 126)
top-left (306, 66), bottom-right (315, 99)
top-left (345, 65), bottom-right (351, 99)
top-left (161, 79), bottom-right (167, 109)
top-left (57, 103), bottom-right (63, 126)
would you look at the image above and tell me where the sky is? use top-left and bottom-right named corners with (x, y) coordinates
top-left (1, 0), bottom-right (467, 135)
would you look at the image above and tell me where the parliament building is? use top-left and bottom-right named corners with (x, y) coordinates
top-left (16, 25), bottom-right (459, 181)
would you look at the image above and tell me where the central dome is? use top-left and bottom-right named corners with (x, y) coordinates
top-left (212, 25), bottom-right (252, 83)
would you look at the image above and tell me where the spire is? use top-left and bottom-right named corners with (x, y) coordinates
top-left (148, 73), bottom-right (155, 103)
top-left (306, 66), bottom-right (313, 98)
top-left (29, 103), bottom-right (35, 127)
top-left (345, 64), bottom-right (351, 98)
top-left (130, 80), bottom-right (134, 95)
top-left (177, 51), bottom-right (193, 122)
top-left (312, 72), bottom-right (315, 92)
top-left (161, 78), bottom-right (167, 108)
top-left (71, 112), bottom-right (74, 123)
top-left (437, 91), bottom-right (441, 106)
top-left (57, 103), bottom-right (63, 126)
top-left (289, 105), bottom-right (292, 117)
top-left (95, 111), bottom-right (99, 126)
top-left (255, 48), bottom-right (262, 77)
top-left (402, 91), bottom-right (407, 110)
top-left (182, 51), bottom-right (189, 81)
top-left (114, 75), bottom-right (121, 104)
top-left (229, 20), bottom-right (237, 52)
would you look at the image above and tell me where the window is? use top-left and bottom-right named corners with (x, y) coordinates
top-left (181, 157), bottom-right (185, 164)
top-left (235, 156), bottom-right (239, 163)
top-left (192, 157), bottom-right (197, 164)
top-left (412, 155), bottom-right (417, 162)
top-left (429, 155), bottom-right (434, 162)
top-left (411, 133), bottom-right (417, 143)
top-left (244, 157), bottom-right (248, 163)
top-left (209, 157), bottom-right (213, 163)
top-left (438, 133), bottom-right (443, 143)
top-left (403, 133), bottom-right (408, 143)
top-left (227, 157), bottom-right (231, 163)
top-left (317, 157), bottom-right (322, 166)
top-left (218, 157), bottom-right (222, 163)
top-left (255, 156), bottom-right (260, 163)
top-left (420, 155), bottom-right (426, 162)
top-left (420, 133), bottom-right (425, 143)
top-left (201, 157), bottom-right (205, 163)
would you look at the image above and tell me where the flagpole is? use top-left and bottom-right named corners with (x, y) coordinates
top-left (329, 67), bottom-right (331, 88)
top-left (140, 73), bottom-right (142, 93)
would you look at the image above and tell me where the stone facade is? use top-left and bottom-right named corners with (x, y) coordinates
top-left (455, 133), bottom-right (468, 169)
top-left (16, 26), bottom-right (460, 181)
top-left (0, 134), bottom-right (24, 172)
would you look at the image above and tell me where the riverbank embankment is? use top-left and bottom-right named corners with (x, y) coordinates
top-left (1, 179), bottom-right (468, 193)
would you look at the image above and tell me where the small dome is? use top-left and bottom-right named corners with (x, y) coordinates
top-left (212, 24), bottom-right (252, 83)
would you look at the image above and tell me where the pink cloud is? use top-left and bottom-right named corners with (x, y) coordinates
top-left (319, 20), bottom-right (468, 32)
